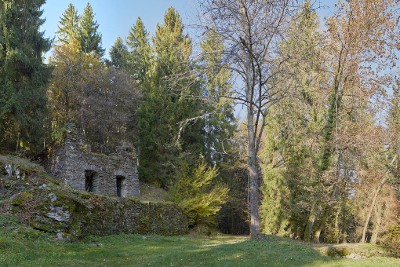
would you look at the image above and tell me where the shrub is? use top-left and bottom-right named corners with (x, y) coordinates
top-left (382, 221), bottom-right (400, 257)
top-left (170, 161), bottom-right (229, 227)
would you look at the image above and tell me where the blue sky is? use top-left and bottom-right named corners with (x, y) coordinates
top-left (41, 0), bottom-right (198, 58)
top-left (41, 1), bottom-right (337, 58)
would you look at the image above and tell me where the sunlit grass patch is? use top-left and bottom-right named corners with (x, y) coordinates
top-left (0, 226), bottom-right (399, 267)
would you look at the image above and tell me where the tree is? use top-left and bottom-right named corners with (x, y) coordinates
top-left (76, 66), bottom-right (140, 153)
top-left (138, 7), bottom-right (201, 186)
top-left (200, 0), bottom-right (296, 238)
top-left (0, 0), bottom-right (52, 155)
top-left (48, 41), bottom-right (102, 142)
top-left (49, 3), bottom-right (110, 143)
top-left (49, 40), bottom-right (139, 152)
top-left (258, 0), bottom-right (400, 244)
top-left (258, 1), bottom-right (327, 238)
top-left (109, 37), bottom-right (129, 69)
top-left (56, 3), bottom-right (79, 45)
top-left (170, 161), bottom-right (229, 227)
top-left (199, 27), bottom-right (247, 234)
top-left (200, 27), bottom-right (236, 164)
top-left (321, 0), bottom-right (399, 243)
top-left (78, 3), bottom-right (104, 57)
top-left (126, 17), bottom-right (151, 84)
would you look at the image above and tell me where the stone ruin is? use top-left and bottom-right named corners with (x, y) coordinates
top-left (48, 125), bottom-right (140, 198)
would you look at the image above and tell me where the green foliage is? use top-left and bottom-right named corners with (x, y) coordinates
top-left (55, 3), bottom-right (104, 56)
top-left (200, 27), bottom-right (236, 164)
top-left (55, 3), bottom-right (79, 45)
top-left (152, 7), bottom-right (192, 79)
top-left (78, 3), bottom-right (104, 57)
top-left (259, 1), bottom-right (328, 240)
top-left (126, 17), bottom-right (151, 83)
top-left (382, 221), bottom-right (400, 257)
top-left (260, 168), bottom-right (291, 236)
top-left (0, 214), bottom-right (19, 228)
top-left (138, 7), bottom-right (203, 186)
top-left (109, 37), bottom-right (129, 68)
top-left (0, 0), bottom-right (52, 155)
top-left (170, 161), bottom-right (229, 227)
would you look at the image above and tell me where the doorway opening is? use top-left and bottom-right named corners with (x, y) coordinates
top-left (85, 170), bottom-right (97, 192)
top-left (116, 175), bottom-right (126, 197)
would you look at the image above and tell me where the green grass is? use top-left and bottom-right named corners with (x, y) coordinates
top-left (1, 226), bottom-right (399, 267)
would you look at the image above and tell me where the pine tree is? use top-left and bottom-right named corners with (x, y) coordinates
top-left (49, 4), bottom-right (103, 140)
top-left (138, 7), bottom-right (201, 186)
top-left (55, 3), bottom-right (79, 45)
top-left (78, 3), bottom-right (104, 57)
top-left (259, 0), bottom-right (327, 239)
top-left (0, 0), bottom-right (52, 154)
top-left (152, 7), bottom-right (192, 80)
top-left (109, 37), bottom-right (129, 69)
top-left (200, 28), bottom-right (235, 164)
top-left (126, 17), bottom-right (150, 84)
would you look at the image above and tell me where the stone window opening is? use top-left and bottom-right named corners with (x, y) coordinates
top-left (116, 175), bottom-right (126, 197)
top-left (85, 170), bottom-right (97, 192)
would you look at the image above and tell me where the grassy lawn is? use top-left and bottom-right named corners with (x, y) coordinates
top-left (1, 228), bottom-right (399, 267)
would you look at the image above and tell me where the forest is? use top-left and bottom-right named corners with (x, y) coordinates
top-left (0, 0), bottom-right (399, 255)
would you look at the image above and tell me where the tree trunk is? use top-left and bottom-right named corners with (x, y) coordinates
top-left (247, 104), bottom-right (261, 238)
top-left (334, 207), bottom-right (340, 243)
top-left (313, 208), bottom-right (329, 243)
top-left (304, 201), bottom-right (316, 241)
top-left (241, 1), bottom-right (261, 238)
top-left (371, 204), bottom-right (382, 244)
top-left (361, 181), bottom-right (383, 243)
top-left (361, 155), bottom-right (396, 243)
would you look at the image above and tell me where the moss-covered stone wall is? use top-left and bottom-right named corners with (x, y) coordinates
top-left (0, 155), bottom-right (188, 239)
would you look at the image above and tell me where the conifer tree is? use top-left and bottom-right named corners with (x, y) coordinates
top-left (49, 3), bottom-right (103, 140)
top-left (126, 17), bottom-right (150, 84)
top-left (259, 0), bottom-right (326, 239)
top-left (110, 37), bottom-right (129, 69)
top-left (200, 28), bottom-right (235, 164)
top-left (0, 0), bottom-right (52, 154)
top-left (56, 3), bottom-right (79, 45)
top-left (138, 7), bottom-right (201, 186)
top-left (78, 3), bottom-right (104, 57)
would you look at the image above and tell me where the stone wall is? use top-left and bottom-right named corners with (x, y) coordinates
top-left (9, 187), bottom-right (188, 238)
top-left (48, 129), bottom-right (140, 197)
top-left (0, 156), bottom-right (188, 238)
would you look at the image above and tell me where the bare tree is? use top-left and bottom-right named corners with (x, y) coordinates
top-left (199, 0), bottom-right (297, 238)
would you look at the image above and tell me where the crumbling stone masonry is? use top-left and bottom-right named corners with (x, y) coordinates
top-left (48, 127), bottom-right (140, 197)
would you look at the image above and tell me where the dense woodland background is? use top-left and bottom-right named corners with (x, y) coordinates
top-left (0, 0), bottom-right (399, 254)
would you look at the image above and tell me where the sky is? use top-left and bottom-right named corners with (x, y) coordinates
top-left (41, 0), bottom-right (199, 58)
top-left (41, 0), bottom-right (337, 59)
